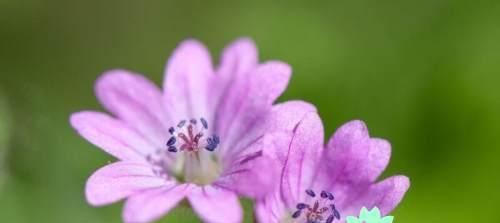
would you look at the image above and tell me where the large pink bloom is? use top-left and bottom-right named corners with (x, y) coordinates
top-left (70, 38), bottom-right (314, 223)
top-left (255, 112), bottom-right (410, 223)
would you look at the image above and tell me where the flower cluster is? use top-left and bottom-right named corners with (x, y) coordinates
top-left (70, 38), bottom-right (409, 223)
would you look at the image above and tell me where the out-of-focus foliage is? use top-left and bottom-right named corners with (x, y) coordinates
top-left (0, 93), bottom-right (10, 189)
top-left (1, 0), bottom-right (500, 222)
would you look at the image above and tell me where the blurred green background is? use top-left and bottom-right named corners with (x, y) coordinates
top-left (1, 0), bottom-right (500, 222)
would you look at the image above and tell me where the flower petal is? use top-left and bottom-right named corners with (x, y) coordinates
top-left (163, 39), bottom-right (214, 120)
top-left (280, 112), bottom-right (324, 208)
top-left (366, 176), bottom-right (409, 215)
top-left (217, 37), bottom-right (258, 80)
top-left (95, 70), bottom-right (170, 148)
top-left (123, 183), bottom-right (192, 223)
top-left (210, 38), bottom-right (258, 123)
top-left (322, 120), bottom-right (392, 186)
top-left (216, 61), bottom-right (292, 155)
top-left (187, 185), bottom-right (243, 223)
top-left (339, 175), bottom-right (410, 218)
top-left (265, 100), bottom-right (317, 132)
top-left (85, 161), bottom-right (169, 206)
top-left (255, 189), bottom-right (288, 223)
top-left (215, 134), bottom-right (282, 198)
top-left (70, 111), bottom-right (153, 161)
top-left (224, 100), bottom-right (316, 162)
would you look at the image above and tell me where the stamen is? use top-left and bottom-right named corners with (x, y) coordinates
top-left (328, 192), bottom-right (335, 200)
top-left (296, 203), bottom-right (308, 210)
top-left (326, 215), bottom-right (334, 223)
top-left (333, 207), bottom-right (340, 219)
top-left (177, 120), bottom-right (186, 128)
top-left (321, 190), bottom-right (328, 198)
top-left (306, 189), bottom-right (316, 197)
top-left (200, 118), bottom-right (208, 129)
top-left (167, 136), bottom-right (176, 146)
top-left (292, 210), bottom-right (301, 218)
top-left (167, 146), bottom-right (177, 152)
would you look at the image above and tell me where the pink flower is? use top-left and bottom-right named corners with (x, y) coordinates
top-left (70, 38), bottom-right (314, 223)
top-left (255, 112), bottom-right (410, 223)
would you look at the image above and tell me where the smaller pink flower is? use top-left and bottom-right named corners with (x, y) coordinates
top-left (255, 112), bottom-right (410, 223)
top-left (70, 38), bottom-right (315, 223)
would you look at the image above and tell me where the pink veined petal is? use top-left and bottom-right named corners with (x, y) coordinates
top-left (217, 37), bottom-right (258, 81)
top-left (70, 111), bottom-right (154, 161)
top-left (255, 189), bottom-right (289, 223)
top-left (163, 39), bottom-right (214, 121)
top-left (337, 175), bottom-right (410, 220)
top-left (216, 61), bottom-right (292, 156)
top-left (252, 132), bottom-right (296, 223)
top-left (322, 120), bottom-right (392, 187)
top-left (265, 100), bottom-right (317, 132)
top-left (187, 185), bottom-right (243, 223)
top-left (226, 100), bottom-right (317, 160)
top-left (95, 70), bottom-right (170, 149)
top-left (215, 133), bottom-right (284, 198)
top-left (85, 161), bottom-right (170, 206)
top-left (211, 38), bottom-right (258, 112)
top-left (280, 112), bottom-right (324, 209)
top-left (123, 183), bottom-right (192, 223)
top-left (369, 175), bottom-right (410, 215)
top-left (254, 201), bottom-right (273, 223)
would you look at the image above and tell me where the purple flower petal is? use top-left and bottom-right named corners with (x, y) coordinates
top-left (369, 175), bottom-right (410, 214)
top-left (95, 70), bottom-right (170, 147)
top-left (338, 175), bottom-right (410, 219)
top-left (212, 38), bottom-right (258, 108)
top-left (255, 189), bottom-right (288, 223)
top-left (85, 161), bottom-right (169, 206)
top-left (187, 185), bottom-right (242, 223)
top-left (281, 112), bottom-right (324, 208)
top-left (217, 37), bottom-right (258, 81)
top-left (323, 120), bottom-right (391, 186)
top-left (215, 134), bottom-right (281, 198)
top-left (230, 100), bottom-right (316, 157)
top-left (163, 39), bottom-right (213, 120)
top-left (70, 111), bottom-right (153, 161)
top-left (122, 183), bottom-right (192, 223)
top-left (217, 61), bottom-right (292, 156)
top-left (224, 100), bottom-right (316, 161)
top-left (265, 100), bottom-right (317, 132)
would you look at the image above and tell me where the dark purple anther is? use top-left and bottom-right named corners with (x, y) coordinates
top-left (296, 203), bottom-right (308, 209)
top-left (321, 190), bottom-right (328, 198)
top-left (200, 118), bottom-right (208, 129)
top-left (167, 146), bottom-right (177, 152)
top-left (305, 189), bottom-right (316, 197)
top-left (326, 215), bottom-right (334, 223)
top-left (167, 136), bottom-right (176, 146)
top-left (292, 210), bottom-right (301, 218)
top-left (328, 192), bottom-right (334, 200)
top-left (177, 120), bottom-right (186, 128)
top-left (333, 209), bottom-right (340, 219)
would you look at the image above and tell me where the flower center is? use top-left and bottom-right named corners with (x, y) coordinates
top-left (147, 118), bottom-right (221, 185)
top-left (166, 118), bottom-right (219, 153)
top-left (291, 189), bottom-right (341, 223)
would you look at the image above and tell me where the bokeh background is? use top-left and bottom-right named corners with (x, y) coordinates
top-left (1, 0), bottom-right (500, 222)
